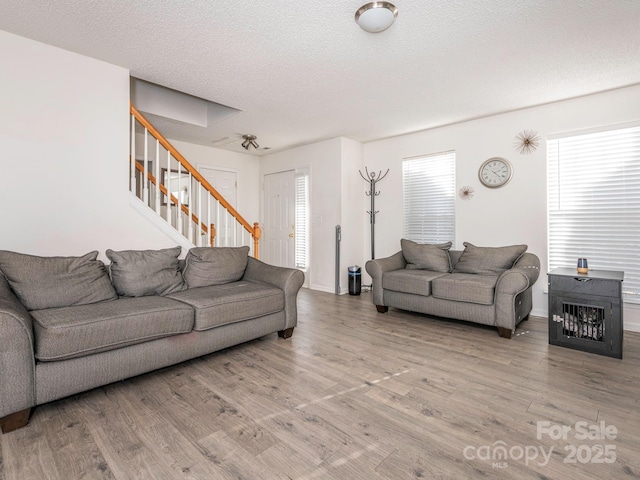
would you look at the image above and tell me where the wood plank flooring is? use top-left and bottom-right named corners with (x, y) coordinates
top-left (2, 288), bottom-right (640, 479)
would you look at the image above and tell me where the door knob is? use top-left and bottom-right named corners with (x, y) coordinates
top-left (289, 233), bottom-right (295, 238)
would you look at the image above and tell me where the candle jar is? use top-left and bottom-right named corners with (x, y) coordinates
top-left (577, 258), bottom-right (588, 274)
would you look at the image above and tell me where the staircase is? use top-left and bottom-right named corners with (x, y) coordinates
top-left (129, 104), bottom-right (261, 257)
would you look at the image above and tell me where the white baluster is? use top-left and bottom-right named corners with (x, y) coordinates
top-left (154, 139), bottom-right (160, 213)
top-left (165, 151), bottom-right (171, 223)
top-left (198, 183), bottom-right (202, 246)
top-left (234, 216), bottom-right (238, 247)
top-left (143, 129), bottom-right (149, 204)
top-left (216, 201), bottom-right (220, 245)
top-left (221, 209), bottom-right (225, 246)
top-left (233, 215), bottom-right (237, 247)
top-left (207, 193), bottom-right (212, 247)
top-left (130, 114), bottom-right (136, 193)
top-left (177, 161), bottom-right (182, 234)
top-left (187, 172), bottom-right (193, 243)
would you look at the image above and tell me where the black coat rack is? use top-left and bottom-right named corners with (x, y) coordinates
top-left (359, 167), bottom-right (389, 260)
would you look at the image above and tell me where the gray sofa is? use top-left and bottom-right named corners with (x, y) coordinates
top-left (0, 246), bottom-right (304, 433)
top-left (366, 240), bottom-right (540, 338)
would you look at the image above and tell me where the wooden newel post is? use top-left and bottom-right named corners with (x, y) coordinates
top-left (209, 223), bottom-right (216, 247)
top-left (253, 222), bottom-right (261, 259)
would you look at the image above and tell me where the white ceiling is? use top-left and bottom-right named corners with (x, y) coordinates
top-left (2, 1), bottom-right (640, 155)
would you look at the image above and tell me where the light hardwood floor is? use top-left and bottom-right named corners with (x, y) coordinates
top-left (2, 289), bottom-right (640, 480)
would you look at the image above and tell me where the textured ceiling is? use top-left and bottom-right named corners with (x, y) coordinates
top-left (1, 0), bottom-right (640, 155)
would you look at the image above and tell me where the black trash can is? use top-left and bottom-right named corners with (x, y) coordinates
top-left (348, 265), bottom-right (361, 295)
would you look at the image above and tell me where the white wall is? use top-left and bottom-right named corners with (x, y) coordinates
top-left (260, 137), bottom-right (365, 294)
top-left (261, 138), bottom-right (344, 293)
top-left (340, 138), bottom-right (365, 293)
top-left (362, 84), bottom-right (640, 330)
top-left (0, 31), bottom-right (179, 259)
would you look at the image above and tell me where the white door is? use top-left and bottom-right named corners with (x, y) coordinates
top-left (200, 167), bottom-right (237, 247)
top-left (263, 170), bottom-right (295, 268)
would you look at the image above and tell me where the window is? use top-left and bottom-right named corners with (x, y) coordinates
top-left (548, 124), bottom-right (640, 303)
top-left (402, 151), bottom-right (456, 243)
top-left (294, 172), bottom-right (309, 270)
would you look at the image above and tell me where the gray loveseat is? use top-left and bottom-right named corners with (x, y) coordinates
top-left (0, 246), bottom-right (304, 433)
top-left (366, 240), bottom-right (540, 338)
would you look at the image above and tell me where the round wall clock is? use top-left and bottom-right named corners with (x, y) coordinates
top-left (478, 157), bottom-right (512, 188)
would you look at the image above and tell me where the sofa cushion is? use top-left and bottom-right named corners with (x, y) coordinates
top-left (453, 242), bottom-right (527, 275)
top-left (401, 239), bottom-right (452, 273)
top-left (106, 246), bottom-right (185, 297)
top-left (183, 246), bottom-right (250, 288)
top-left (383, 269), bottom-right (448, 296)
top-left (431, 273), bottom-right (499, 305)
top-left (31, 296), bottom-right (194, 361)
top-left (167, 280), bottom-right (283, 331)
top-left (0, 250), bottom-right (117, 310)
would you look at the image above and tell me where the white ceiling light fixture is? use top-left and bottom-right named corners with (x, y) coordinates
top-left (241, 134), bottom-right (259, 150)
top-left (355, 2), bottom-right (398, 33)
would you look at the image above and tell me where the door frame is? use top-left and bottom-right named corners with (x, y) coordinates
top-left (197, 164), bottom-right (238, 206)
top-left (261, 167), bottom-right (310, 284)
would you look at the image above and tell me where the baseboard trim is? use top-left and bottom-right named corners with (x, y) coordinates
top-left (309, 283), bottom-right (348, 295)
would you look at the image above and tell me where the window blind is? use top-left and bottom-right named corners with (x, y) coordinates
top-left (548, 125), bottom-right (640, 303)
top-left (294, 173), bottom-right (309, 270)
top-left (402, 151), bottom-right (456, 243)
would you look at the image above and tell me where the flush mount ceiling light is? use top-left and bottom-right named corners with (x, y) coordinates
top-left (355, 2), bottom-right (398, 33)
top-left (241, 134), bottom-right (259, 150)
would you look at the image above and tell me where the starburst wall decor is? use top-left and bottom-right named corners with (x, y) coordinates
top-left (514, 130), bottom-right (540, 155)
top-left (458, 185), bottom-right (474, 200)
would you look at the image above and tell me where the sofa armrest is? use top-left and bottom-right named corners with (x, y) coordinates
top-left (243, 257), bottom-right (305, 330)
top-left (496, 254), bottom-right (540, 295)
top-left (0, 274), bottom-right (36, 421)
top-left (365, 251), bottom-right (407, 306)
top-left (494, 252), bottom-right (541, 330)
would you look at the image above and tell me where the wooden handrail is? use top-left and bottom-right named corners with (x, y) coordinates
top-left (130, 104), bottom-right (255, 236)
top-left (131, 103), bottom-right (261, 257)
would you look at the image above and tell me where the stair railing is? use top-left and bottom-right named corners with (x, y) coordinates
top-left (129, 104), bottom-right (261, 257)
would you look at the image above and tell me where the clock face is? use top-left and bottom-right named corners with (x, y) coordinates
top-left (479, 157), bottom-right (512, 188)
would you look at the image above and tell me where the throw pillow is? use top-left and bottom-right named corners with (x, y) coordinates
top-left (106, 246), bottom-right (185, 297)
top-left (183, 246), bottom-right (250, 288)
top-left (0, 250), bottom-right (118, 310)
top-left (401, 239), bottom-right (452, 273)
top-left (453, 242), bottom-right (528, 275)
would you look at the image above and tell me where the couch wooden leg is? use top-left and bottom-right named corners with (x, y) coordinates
top-left (497, 327), bottom-right (513, 339)
top-left (278, 327), bottom-right (295, 339)
top-left (0, 408), bottom-right (31, 433)
top-left (376, 305), bottom-right (388, 313)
